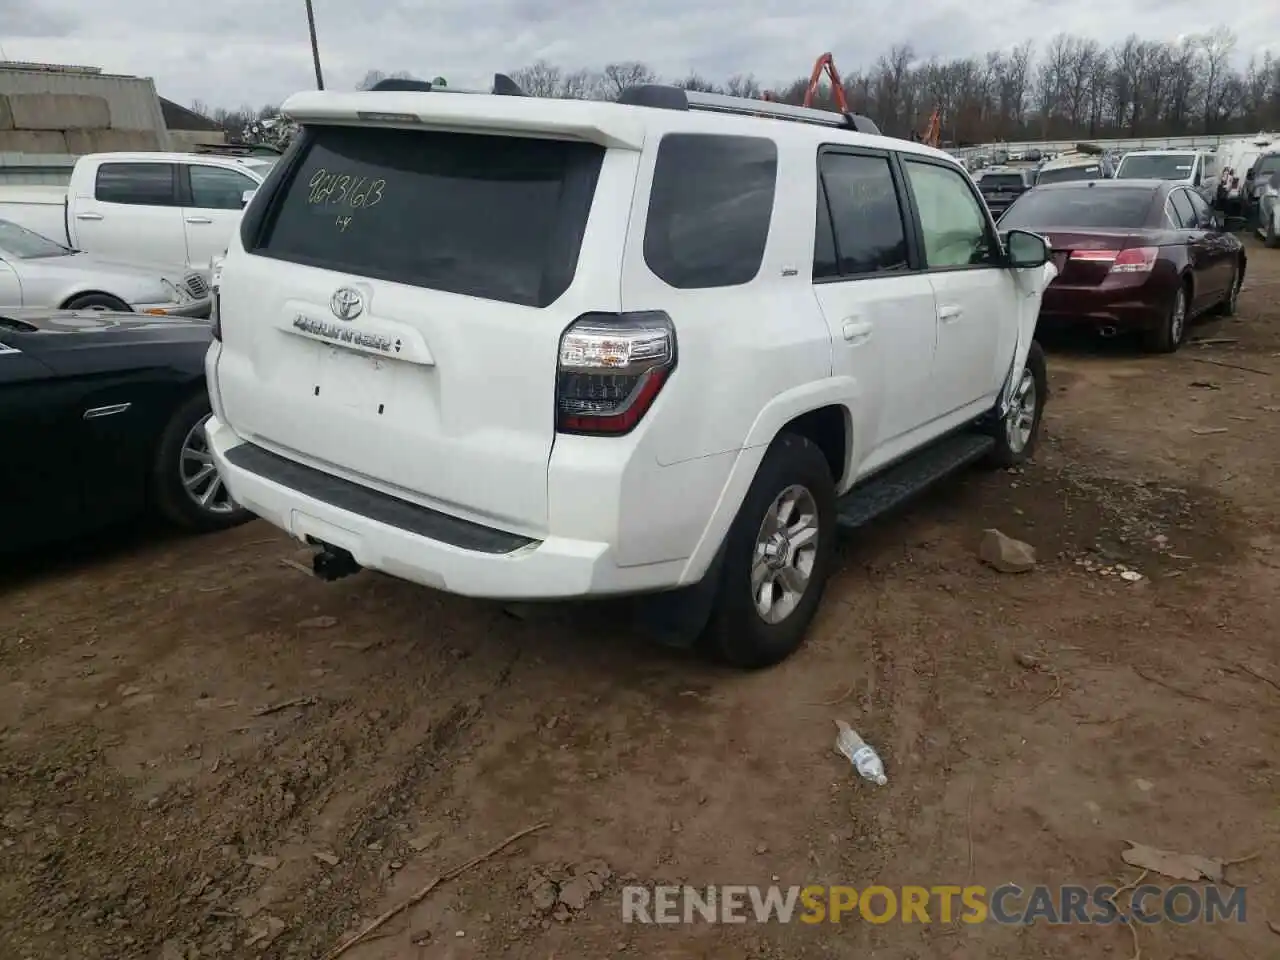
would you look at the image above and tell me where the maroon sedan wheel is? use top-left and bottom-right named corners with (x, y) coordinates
top-left (1142, 286), bottom-right (1187, 354)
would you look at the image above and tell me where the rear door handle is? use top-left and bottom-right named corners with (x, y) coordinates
top-left (185, 217), bottom-right (213, 224)
top-left (939, 305), bottom-right (963, 323)
top-left (76, 212), bottom-right (103, 221)
top-left (842, 319), bottom-right (873, 343)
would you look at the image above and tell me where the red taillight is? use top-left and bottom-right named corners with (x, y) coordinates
top-left (1068, 249), bottom-right (1120, 262)
top-left (1110, 246), bottom-right (1158, 274)
top-left (1068, 247), bottom-right (1157, 274)
top-left (555, 311), bottom-right (675, 435)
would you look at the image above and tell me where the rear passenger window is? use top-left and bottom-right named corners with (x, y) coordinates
top-left (902, 160), bottom-right (995, 269)
top-left (95, 163), bottom-right (178, 206)
top-left (1185, 190), bottom-right (1213, 226)
top-left (816, 152), bottom-right (907, 278)
top-left (644, 134), bottom-right (777, 289)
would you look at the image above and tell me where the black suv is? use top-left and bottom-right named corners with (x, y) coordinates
top-left (976, 167), bottom-right (1033, 219)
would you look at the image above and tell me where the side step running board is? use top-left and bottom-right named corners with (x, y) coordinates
top-left (836, 432), bottom-right (995, 530)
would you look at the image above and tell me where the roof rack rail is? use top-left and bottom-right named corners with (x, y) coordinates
top-left (617, 84), bottom-right (881, 135)
top-left (368, 73), bottom-right (527, 96)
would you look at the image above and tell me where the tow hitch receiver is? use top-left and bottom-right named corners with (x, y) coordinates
top-left (311, 542), bottom-right (361, 581)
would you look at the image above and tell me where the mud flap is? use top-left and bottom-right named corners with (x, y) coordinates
top-left (632, 543), bottom-right (728, 648)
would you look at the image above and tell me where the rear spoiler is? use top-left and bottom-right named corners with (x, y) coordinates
top-left (281, 81), bottom-right (646, 150)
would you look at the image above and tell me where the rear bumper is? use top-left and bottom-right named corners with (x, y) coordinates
top-left (1038, 279), bottom-right (1168, 332)
top-left (206, 416), bottom-right (686, 600)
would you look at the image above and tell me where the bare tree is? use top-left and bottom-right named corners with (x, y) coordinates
top-left (559, 69), bottom-right (595, 100)
top-left (510, 60), bottom-right (564, 98)
top-left (195, 27), bottom-right (1280, 148)
top-left (674, 72), bottom-right (722, 93)
top-left (600, 62), bottom-right (657, 99)
top-left (356, 69), bottom-right (415, 91)
top-left (1197, 27), bottom-right (1236, 131)
top-left (724, 74), bottom-right (761, 99)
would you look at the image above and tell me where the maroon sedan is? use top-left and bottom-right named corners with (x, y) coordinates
top-left (997, 179), bottom-right (1246, 352)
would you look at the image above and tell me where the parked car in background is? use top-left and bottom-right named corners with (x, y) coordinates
top-left (1255, 167), bottom-right (1280, 247)
top-left (976, 167), bottom-right (1034, 219)
top-left (998, 179), bottom-right (1244, 353)
top-left (0, 308), bottom-right (250, 553)
top-left (1215, 133), bottom-right (1278, 214)
top-left (1244, 150), bottom-right (1280, 229)
top-left (1034, 146), bottom-right (1115, 185)
top-left (0, 219), bottom-right (210, 316)
top-left (0, 152), bottom-right (270, 280)
top-left (1114, 149), bottom-right (1217, 204)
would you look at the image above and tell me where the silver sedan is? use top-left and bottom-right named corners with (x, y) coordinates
top-left (0, 218), bottom-right (211, 317)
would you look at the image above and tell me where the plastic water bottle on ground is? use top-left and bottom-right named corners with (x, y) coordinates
top-left (834, 719), bottom-right (887, 786)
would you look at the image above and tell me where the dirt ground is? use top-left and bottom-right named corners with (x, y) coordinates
top-left (3, 242), bottom-right (1279, 960)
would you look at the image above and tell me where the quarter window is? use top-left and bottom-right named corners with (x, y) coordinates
top-left (902, 160), bottom-right (994, 269)
top-left (814, 152), bottom-right (908, 279)
top-left (1167, 190), bottom-right (1196, 228)
top-left (643, 134), bottom-right (778, 289)
top-left (1184, 190), bottom-right (1213, 226)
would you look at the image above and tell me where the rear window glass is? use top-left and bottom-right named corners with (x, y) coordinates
top-left (1117, 155), bottom-right (1195, 180)
top-left (644, 133), bottom-right (777, 289)
top-left (979, 173), bottom-right (1025, 189)
top-left (251, 125), bottom-right (604, 308)
top-left (999, 187), bottom-right (1155, 228)
top-left (1035, 165), bottom-right (1103, 185)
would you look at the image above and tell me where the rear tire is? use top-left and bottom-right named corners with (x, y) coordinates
top-left (63, 293), bottom-right (131, 312)
top-left (1213, 261), bottom-right (1242, 317)
top-left (151, 391), bottom-right (252, 533)
top-left (702, 433), bottom-right (836, 669)
top-left (985, 341), bottom-right (1047, 468)
top-left (1142, 282), bottom-right (1189, 354)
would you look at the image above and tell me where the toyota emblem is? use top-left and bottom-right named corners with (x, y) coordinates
top-left (330, 287), bottom-right (364, 321)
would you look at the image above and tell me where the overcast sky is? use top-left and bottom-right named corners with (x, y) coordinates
top-left (2, 0), bottom-right (1277, 110)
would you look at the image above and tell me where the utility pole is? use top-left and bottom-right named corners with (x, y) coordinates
top-left (304, 0), bottom-right (324, 90)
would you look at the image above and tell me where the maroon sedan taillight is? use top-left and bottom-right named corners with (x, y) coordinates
top-left (1069, 247), bottom-right (1158, 276)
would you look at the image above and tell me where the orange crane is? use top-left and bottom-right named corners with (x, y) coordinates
top-left (761, 53), bottom-right (850, 110)
top-left (766, 53), bottom-right (942, 146)
top-left (920, 109), bottom-right (941, 147)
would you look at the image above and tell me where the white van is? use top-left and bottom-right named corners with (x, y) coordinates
top-left (1216, 134), bottom-right (1279, 212)
top-left (1114, 149), bottom-right (1217, 204)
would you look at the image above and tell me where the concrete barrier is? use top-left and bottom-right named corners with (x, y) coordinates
top-left (8, 93), bottom-right (112, 131)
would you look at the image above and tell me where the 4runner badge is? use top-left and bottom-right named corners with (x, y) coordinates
top-left (330, 287), bottom-right (364, 321)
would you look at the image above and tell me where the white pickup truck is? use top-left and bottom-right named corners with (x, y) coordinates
top-left (0, 152), bottom-right (274, 278)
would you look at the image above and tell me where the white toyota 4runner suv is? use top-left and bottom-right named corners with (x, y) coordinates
top-left (205, 76), bottom-right (1057, 668)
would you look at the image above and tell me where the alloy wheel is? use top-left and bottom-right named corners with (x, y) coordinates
top-left (180, 416), bottom-right (236, 514)
top-left (751, 485), bottom-right (820, 625)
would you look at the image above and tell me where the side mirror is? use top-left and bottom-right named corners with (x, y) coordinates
top-left (1006, 229), bottom-right (1049, 269)
top-left (1245, 168), bottom-right (1256, 181)
top-left (241, 189), bottom-right (257, 208)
